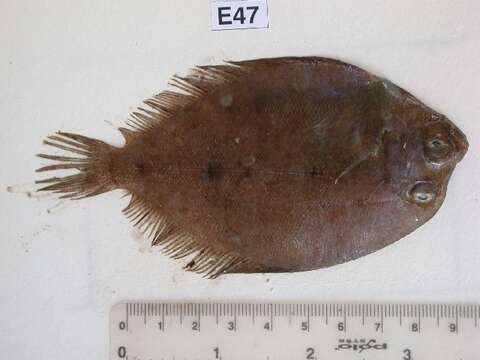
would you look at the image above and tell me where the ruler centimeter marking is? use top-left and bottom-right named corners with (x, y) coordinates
top-left (118, 302), bottom-right (480, 323)
top-left (111, 302), bottom-right (480, 360)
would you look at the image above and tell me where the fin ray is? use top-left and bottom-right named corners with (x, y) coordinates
top-left (124, 63), bottom-right (246, 133)
top-left (36, 132), bottom-right (117, 199)
top-left (123, 195), bottom-right (261, 278)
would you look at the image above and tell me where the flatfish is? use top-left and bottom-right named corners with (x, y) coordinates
top-left (36, 57), bottom-right (469, 277)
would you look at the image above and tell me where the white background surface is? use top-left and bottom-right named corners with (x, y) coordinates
top-left (1, 1), bottom-right (479, 358)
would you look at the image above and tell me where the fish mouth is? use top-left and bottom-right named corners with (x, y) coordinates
top-left (450, 125), bottom-right (469, 163)
top-left (442, 115), bottom-right (469, 163)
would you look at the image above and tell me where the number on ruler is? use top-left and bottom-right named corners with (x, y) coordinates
top-left (306, 347), bottom-right (315, 359)
top-left (449, 323), bottom-right (457, 332)
top-left (403, 348), bottom-right (412, 360)
top-left (117, 346), bottom-right (126, 358)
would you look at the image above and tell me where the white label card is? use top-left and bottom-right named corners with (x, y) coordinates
top-left (211, 0), bottom-right (269, 31)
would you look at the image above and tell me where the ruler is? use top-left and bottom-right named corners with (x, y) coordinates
top-left (110, 302), bottom-right (479, 360)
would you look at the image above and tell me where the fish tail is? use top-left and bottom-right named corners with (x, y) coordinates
top-left (36, 131), bottom-right (117, 199)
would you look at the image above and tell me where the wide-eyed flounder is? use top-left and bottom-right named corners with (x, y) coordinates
top-left (36, 57), bottom-right (468, 277)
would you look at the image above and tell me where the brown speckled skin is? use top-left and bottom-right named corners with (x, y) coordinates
top-left (37, 57), bottom-right (468, 275)
top-left (105, 57), bottom-right (468, 273)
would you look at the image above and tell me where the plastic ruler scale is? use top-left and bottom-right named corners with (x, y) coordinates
top-left (110, 302), bottom-right (479, 360)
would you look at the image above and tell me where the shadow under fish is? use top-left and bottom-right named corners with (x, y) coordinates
top-left (35, 57), bottom-right (469, 278)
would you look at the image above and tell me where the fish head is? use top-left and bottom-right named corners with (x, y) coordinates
top-left (382, 101), bottom-right (468, 224)
top-left (420, 113), bottom-right (469, 166)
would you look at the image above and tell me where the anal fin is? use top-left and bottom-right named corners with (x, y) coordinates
top-left (123, 195), bottom-right (261, 278)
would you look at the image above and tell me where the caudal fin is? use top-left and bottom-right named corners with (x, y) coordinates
top-left (36, 132), bottom-right (117, 199)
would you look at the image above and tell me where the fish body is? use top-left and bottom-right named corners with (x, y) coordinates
top-left (37, 57), bottom-right (468, 277)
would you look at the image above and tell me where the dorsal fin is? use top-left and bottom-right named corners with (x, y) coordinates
top-left (118, 127), bottom-right (136, 144)
top-left (125, 63), bottom-right (246, 133)
top-left (123, 57), bottom-right (359, 134)
top-left (122, 195), bottom-right (261, 278)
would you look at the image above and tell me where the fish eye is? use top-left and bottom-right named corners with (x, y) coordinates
top-left (408, 182), bottom-right (437, 204)
top-left (424, 138), bottom-right (452, 164)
